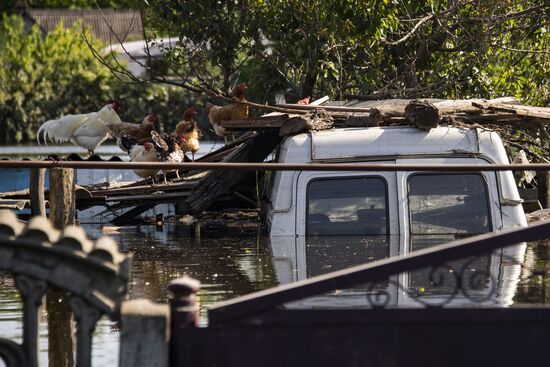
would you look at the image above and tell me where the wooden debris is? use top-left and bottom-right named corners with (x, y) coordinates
top-left (3, 96), bottom-right (548, 223)
top-left (472, 101), bottom-right (550, 120)
top-left (181, 130), bottom-right (282, 215)
top-left (0, 199), bottom-right (29, 210)
top-left (105, 191), bottom-right (191, 203)
top-left (219, 114), bottom-right (291, 130)
top-left (404, 100), bottom-right (441, 130)
top-left (280, 109), bottom-right (335, 136)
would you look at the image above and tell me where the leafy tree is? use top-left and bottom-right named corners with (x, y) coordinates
top-left (0, 14), bottom-right (111, 143)
top-left (138, 0), bottom-right (548, 106)
top-left (0, 14), bottom-right (197, 144)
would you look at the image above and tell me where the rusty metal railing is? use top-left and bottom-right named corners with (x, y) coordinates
top-left (0, 160), bottom-right (549, 171)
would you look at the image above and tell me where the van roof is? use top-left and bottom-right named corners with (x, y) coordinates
top-left (281, 126), bottom-right (507, 163)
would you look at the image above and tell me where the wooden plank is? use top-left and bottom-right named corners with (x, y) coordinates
top-left (88, 179), bottom-right (201, 198)
top-left (0, 199), bottom-right (29, 210)
top-left (220, 115), bottom-right (292, 130)
top-left (198, 132), bottom-right (256, 162)
top-left (276, 103), bottom-right (374, 113)
top-left (111, 204), bottom-right (156, 225)
top-left (182, 130), bottom-right (282, 215)
top-left (208, 221), bottom-right (550, 324)
top-left (309, 96), bottom-right (330, 106)
top-left (0, 188), bottom-right (30, 199)
top-left (105, 191), bottom-right (190, 203)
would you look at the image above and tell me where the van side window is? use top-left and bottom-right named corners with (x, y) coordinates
top-left (307, 177), bottom-right (388, 236)
top-left (408, 173), bottom-right (492, 235)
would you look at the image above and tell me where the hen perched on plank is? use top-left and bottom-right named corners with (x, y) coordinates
top-left (107, 113), bottom-right (158, 153)
top-left (205, 82), bottom-right (249, 138)
top-left (151, 130), bottom-right (184, 183)
top-left (119, 134), bottom-right (159, 180)
top-left (37, 100), bottom-right (121, 156)
top-left (175, 107), bottom-right (201, 161)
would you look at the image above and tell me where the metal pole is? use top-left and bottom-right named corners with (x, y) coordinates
top-left (0, 160), bottom-right (549, 172)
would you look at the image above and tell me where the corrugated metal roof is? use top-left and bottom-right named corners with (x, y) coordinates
top-left (0, 154), bottom-right (124, 162)
top-left (27, 9), bottom-right (143, 42)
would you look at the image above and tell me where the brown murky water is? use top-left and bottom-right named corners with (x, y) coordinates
top-left (0, 223), bottom-right (547, 366)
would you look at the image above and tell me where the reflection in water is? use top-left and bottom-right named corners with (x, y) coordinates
top-left (0, 224), bottom-right (276, 366)
top-left (0, 225), bottom-right (548, 365)
top-left (275, 234), bottom-right (528, 309)
top-left (91, 224), bottom-right (277, 317)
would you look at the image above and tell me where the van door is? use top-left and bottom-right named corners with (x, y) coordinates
top-left (290, 167), bottom-right (400, 307)
top-left (395, 157), bottom-right (504, 307)
top-left (295, 167), bottom-right (399, 237)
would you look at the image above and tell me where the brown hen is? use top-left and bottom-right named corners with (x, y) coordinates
top-left (205, 82), bottom-right (249, 137)
top-left (175, 106), bottom-right (201, 161)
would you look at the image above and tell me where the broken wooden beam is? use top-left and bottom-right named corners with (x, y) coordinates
top-left (219, 114), bottom-right (291, 130)
top-left (111, 204), bottom-right (156, 225)
top-left (198, 131), bottom-right (256, 162)
top-left (279, 109), bottom-right (335, 136)
top-left (404, 100), bottom-right (441, 130)
top-left (472, 102), bottom-right (550, 120)
top-left (181, 130), bottom-right (282, 215)
top-left (105, 191), bottom-right (191, 203)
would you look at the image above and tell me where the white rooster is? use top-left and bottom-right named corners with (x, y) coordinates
top-left (37, 101), bottom-right (122, 156)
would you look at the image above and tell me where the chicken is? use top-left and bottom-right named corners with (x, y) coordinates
top-left (205, 82), bottom-right (249, 137)
top-left (107, 113), bottom-right (158, 153)
top-left (296, 96), bottom-right (311, 105)
top-left (37, 101), bottom-right (122, 156)
top-left (130, 143), bottom-right (160, 179)
top-left (175, 107), bottom-right (201, 161)
top-left (151, 130), bottom-right (184, 183)
top-left (120, 134), bottom-right (159, 180)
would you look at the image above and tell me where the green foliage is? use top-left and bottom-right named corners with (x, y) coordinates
top-left (0, 14), bottom-right (112, 143)
top-left (141, 0), bottom-right (548, 106)
top-left (0, 14), bottom-right (195, 144)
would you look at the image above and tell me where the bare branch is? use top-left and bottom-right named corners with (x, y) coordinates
top-left (490, 43), bottom-right (550, 54)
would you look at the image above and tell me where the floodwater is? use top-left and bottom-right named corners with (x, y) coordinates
top-left (0, 224), bottom-right (548, 366)
top-left (0, 225), bottom-right (277, 366)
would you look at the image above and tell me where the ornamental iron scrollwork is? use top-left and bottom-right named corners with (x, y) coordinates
top-left (365, 254), bottom-right (506, 308)
top-left (0, 210), bottom-right (130, 367)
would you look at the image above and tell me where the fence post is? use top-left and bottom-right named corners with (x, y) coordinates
top-left (168, 276), bottom-right (200, 367)
top-left (537, 170), bottom-right (550, 209)
top-left (47, 167), bottom-right (76, 366)
top-left (29, 168), bottom-right (46, 216)
top-left (119, 299), bottom-right (170, 367)
top-left (48, 167), bottom-right (75, 227)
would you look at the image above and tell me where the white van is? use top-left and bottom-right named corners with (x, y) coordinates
top-left (265, 126), bottom-right (527, 307)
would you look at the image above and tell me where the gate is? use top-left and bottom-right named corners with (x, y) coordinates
top-left (169, 221), bottom-right (550, 367)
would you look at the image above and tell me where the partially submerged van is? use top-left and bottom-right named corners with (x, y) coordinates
top-left (265, 126), bottom-right (527, 307)
top-left (267, 126), bottom-right (526, 237)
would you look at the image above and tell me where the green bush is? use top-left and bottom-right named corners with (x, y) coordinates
top-left (0, 14), bottom-right (200, 145)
